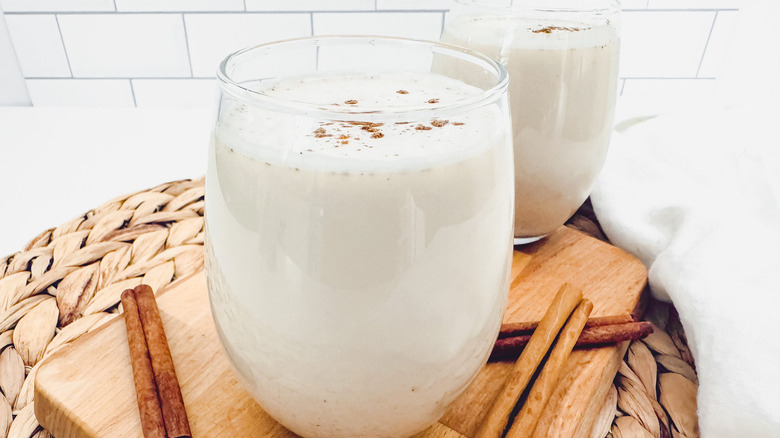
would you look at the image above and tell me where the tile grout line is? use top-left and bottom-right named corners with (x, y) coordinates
top-left (129, 79), bottom-right (137, 106)
top-left (696, 11), bottom-right (718, 78)
top-left (112, 0), bottom-right (118, 12)
top-left (3, 9), bottom-right (459, 15)
top-left (310, 12), bottom-right (314, 36)
top-left (243, 0), bottom-right (247, 12)
top-left (22, 76), bottom-right (719, 81)
top-left (181, 13), bottom-right (194, 77)
top-left (440, 11), bottom-right (445, 37)
top-left (619, 76), bottom-right (717, 80)
top-left (25, 76), bottom-right (215, 80)
top-left (620, 78), bottom-right (627, 96)
top-left (614, 8), bottom-right (738, 12)
top-left (54, 14), bottom-right (74, 78)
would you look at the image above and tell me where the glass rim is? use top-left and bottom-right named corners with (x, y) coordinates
top-left (453, 0), bottom-right (621, 14)
top-left (216, 35), bottom-right (509, 120)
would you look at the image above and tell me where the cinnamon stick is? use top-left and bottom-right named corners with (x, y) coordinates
top-left (490, 321), bottom-right (654, 361)
top-left (506, 300), bottom-right (594, 438)
top-left (499, 314), bottom-right (635, 338)
top-left (475, 283), bottom-right (583, 438)
top-left (121, 289), bottom-right (166, 438)
top-left (134, 285), bottom-right (192, 438)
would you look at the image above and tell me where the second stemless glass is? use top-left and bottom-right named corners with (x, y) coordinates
top-left (205, 36), bottom-right (514, 438)
top-left (442, 0), bottom-right (621, 243)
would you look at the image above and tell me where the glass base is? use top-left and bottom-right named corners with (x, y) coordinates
top-left (513, 235), bottom-right (545, 246)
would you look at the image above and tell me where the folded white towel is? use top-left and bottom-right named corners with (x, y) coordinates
top-left (591, 0), bottom-right (780, 433)
top-left (591, 101), bottom-right (780, 437)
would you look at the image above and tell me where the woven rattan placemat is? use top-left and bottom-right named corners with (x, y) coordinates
top-left (0, 178), bottom-right (698, 438)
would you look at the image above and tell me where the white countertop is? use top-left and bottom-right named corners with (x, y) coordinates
top-left (0, 98), bottom-right (678, 258)
top-left (0, 106), bottom-right (212, 256)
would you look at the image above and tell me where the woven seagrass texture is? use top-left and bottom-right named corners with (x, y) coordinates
top-left (0, 180), bottom-right (698, 438)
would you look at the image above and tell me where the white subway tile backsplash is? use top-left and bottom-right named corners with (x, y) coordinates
top-left (621, 78), bottom-right (716, 98)
top-left (132, 79), bottom-right (217, 107)
top-left (246, 0), bottom-right (374, 12)
top-left (646, 0), bottom-right (738, 9)
top-left (4, 15), bottom-right (70, 77)
top-left (698, 11), bottom-right (738, 77)
top-left (185, 13), bottom-right (311, 77)
top-left (375, 0), bottom-right (454, 10)
top-left (2, 1), bottom-right (735, 107)
top-left (313, 12), bottom-right (443, 41)
top-left (26, 79), bottom-right (134, 106)
top-left (0, 0), bottom-right (114, 12)
top-left (619, 11), bottom-right (715, 77)
top-left (58, 14), bottom-right (190, 78)
top-left (115, 0), bottom-right (244, 12)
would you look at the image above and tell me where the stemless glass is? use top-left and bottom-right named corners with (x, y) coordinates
top-left (205, 36), bottom-right (514, 438)
top-left (442, 0), bottom-right (621, 243)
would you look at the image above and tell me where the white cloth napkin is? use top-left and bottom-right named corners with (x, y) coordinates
top-left (592, 103), bottom-right (780, 437)
top-left (591, 1), bottom-right (780, 435)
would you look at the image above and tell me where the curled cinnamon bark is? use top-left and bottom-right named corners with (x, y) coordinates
top-left (134, 285), bottom-right (192, 438)
top-left (475, 283), bottom-right (583, 438)
top-left (505, 300), bottom-right (594, 438)
top-left (490, 321), bottom-right (654, 361)
top-left (499, 314), bottom-right (635, 338)
top-left (121, 288), bottom-right (166, 438)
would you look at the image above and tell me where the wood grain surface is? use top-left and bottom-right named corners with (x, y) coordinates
top-left (34, 226), bottom-right (646, 438)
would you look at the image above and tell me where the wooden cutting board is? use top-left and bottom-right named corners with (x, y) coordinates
top-left (34, 226), bottom-right (647, 438)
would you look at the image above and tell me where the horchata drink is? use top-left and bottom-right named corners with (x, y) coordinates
top-left (442, 0), bottom-right (621, 242)
top-left (205, 37), bottom-right (514, 437)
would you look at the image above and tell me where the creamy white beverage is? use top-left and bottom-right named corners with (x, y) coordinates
top-left (442, 14), bottom-right (620, 238)
top-left (206, 72), bottom-right (513, 437)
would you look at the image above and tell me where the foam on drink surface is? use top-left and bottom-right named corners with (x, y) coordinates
top-left (216, 72), bottom-right (502, 173)
top-left (206, 71), bottom-right (513, 437)
top-left (443, 15), bottom-right (618, 49)
top-left (442, 14), bottom-right (619, 238)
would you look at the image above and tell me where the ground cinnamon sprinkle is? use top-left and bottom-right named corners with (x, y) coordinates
top-left (415, 124), bottom-right (433, 131)
top-left (532, 25), bottom-right (584, 33)
top-left (313, 127), bottom-right (332, 138)
top-left (338, 134), bottom-right (350, 140)
top-left (430, 119), bottom-right (449, 127)
top-left (371, 132), bottom-right (384, 139)
top-left (396, 90), bottom-right (409, 94)
top-left (427, 98), bottom-right (439, 104)
top-left (347, 121), bottom-right (384, 128)
top-left (452, 122), bottom-right (465, 126)
top-left (344, 99), bottom-right (358, 104)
